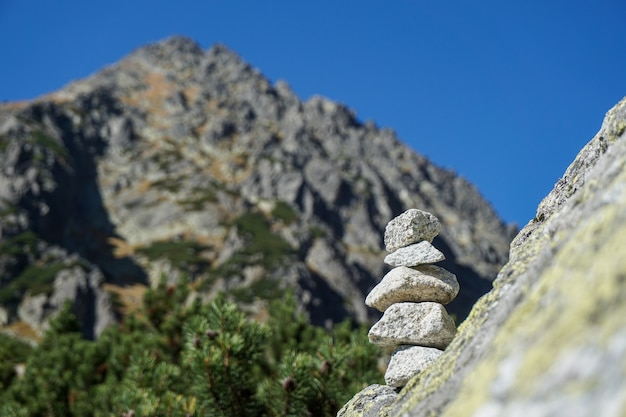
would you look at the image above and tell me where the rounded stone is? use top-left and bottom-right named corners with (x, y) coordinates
top-left (368, 302), bottom-right (457, 349)
top-left (384, 209), bottom-right (441, 252)
top-left (385, 345), bottom-right (443, 388)
top-left (366, 265), bottom-right (460, 311)
top-left (383, 241), bottom-right (445, 267)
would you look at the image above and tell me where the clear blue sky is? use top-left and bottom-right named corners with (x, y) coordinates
top-left (1, 1), bottom-right (625, 227)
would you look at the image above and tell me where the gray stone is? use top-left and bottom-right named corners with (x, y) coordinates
top-left (383, 241), bottom-right (445, 267)
top-left (368, 302), bottom-right (457, 349)
top-left (366, 265), bottom-right (459, 311)
top-left (12, 263), bottom-right (116, 339)
top-left (337, 384), bottom-right (398, 417)
top-left (385, 345), bottom-right (443, 388)
top-left (17, 293), bottom-right (48, 335)
top-left (384, 209), bottom-right (441, 252)
top-left (50, 266), bottom-right (115, 338)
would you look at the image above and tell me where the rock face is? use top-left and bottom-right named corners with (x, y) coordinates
top-left (340, 97), bottom-right (626, 416)
top-left (0, 36), bottom-right (514, 338)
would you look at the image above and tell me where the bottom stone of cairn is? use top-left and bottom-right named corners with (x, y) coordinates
top-left (384, 345), bottom-right (443, 388)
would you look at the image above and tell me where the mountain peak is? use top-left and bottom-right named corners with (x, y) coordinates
top-left (0, 36), bottom-right (514, 339)
top-left (138, 35), bottom-right (204, 58)
top-left (114, 37), bottom-right (262, 95)
top-left (128, 35), bottom-right (205, 70)
top-left (208, 42), bottom-right (244, 59)
top-left (134, 36), bottom-right (246, 64)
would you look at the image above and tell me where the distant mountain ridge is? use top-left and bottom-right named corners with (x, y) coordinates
top-left (0, 36), bottom-right (515, 338)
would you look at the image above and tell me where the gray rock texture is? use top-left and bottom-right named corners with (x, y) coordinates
top-left (365, 265), bottom-right (459, 311)
top-left (385, 345), bottom-right (443, 388)
top-left (384, 209), bottom-right (441, 252)
top-left (0, 36), bottom-right (514, 338)
top-left (368, 302), bottom-right (457, 349)
top-left (337, 385), bottom-right (399, 417)
top-left (383, 241), bottom-right (445, 267)
top-left (346, 97), bottom-right (626, 416)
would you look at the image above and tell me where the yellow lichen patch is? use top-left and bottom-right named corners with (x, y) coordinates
top-left (513, 208), bottom-right (626, 395)
top-left (107, 236), bottom-right (135, 258)
top-left (457, 286), bottom-right (500, 333)
top-left (441, 192), bottom-right (626, 416)
top-left (495, 226), bottom-right (552, 287)
top-left (102, 283), bottom-right (147, 316)
top-left (338, 384), bottom-right (396, 417)
top-left (616, 120), bottom-right (626, 136)
top-left (402, 345), bottom-right (463, 405)
top-left (604, 97), bottom-right (626, 143)
top-left (393, 285), bottom-right (501, 414)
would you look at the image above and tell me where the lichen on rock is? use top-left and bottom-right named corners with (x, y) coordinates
top-left (336, 384), bottom-right (398, 417)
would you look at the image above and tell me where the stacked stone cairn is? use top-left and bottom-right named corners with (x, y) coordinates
top-left (366, 209), bottom-right (460, 388)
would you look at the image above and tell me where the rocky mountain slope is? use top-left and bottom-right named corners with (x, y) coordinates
top-left (340, 97), bottom-right (626, 416)
top-left (0, 36), bottom-right (515, 339)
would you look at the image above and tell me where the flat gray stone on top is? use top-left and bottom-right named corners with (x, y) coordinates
top-left (384, 209), bottom-right (441, 252)
top-left (366, 265), bottom-right (459, 311)
top-left (385, 345), bottom-right (443, 388)
top-left (383, 241), bottom-right (445, 267)
top-left (368, 302), bottom-right (457, 349)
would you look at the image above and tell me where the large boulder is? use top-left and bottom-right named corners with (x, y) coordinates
top-left (340, 96), bottom-right (626, 416)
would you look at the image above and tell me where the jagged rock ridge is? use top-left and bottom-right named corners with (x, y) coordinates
top-left (0, 36), bottom-right (515, 338)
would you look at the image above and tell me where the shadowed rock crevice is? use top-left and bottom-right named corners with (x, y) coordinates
top-left (299, 269), bottom-right (352, 328)
top-left (16, 96), bottom-right (148, 286)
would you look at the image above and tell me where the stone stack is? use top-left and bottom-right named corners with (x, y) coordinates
top-left (366, 209), bottom-right (460, 388)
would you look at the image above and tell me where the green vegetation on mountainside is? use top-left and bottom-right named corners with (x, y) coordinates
top-left (0, 277), bottom-right (382, 417)
top-left (0, 231), bottom-right (70, 304)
